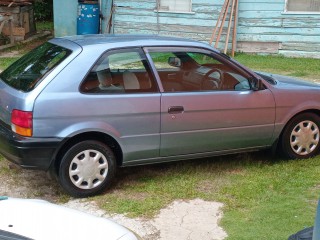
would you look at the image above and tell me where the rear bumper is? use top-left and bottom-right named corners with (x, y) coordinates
top-left (0, 123), bottom-right (62, 170)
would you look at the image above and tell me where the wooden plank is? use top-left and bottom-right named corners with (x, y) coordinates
top-left (115, 27), bottom-right (211, 41)
top-left (238, 2), bottom-right (284, 11)
top-left (23, 11), bottom-right (29, 33)
top-left (114, 1), bottom-right (156, 9)
top-left (2, 26), bottom-right (25, 36)
top-left (209, 0), bottom-right (228, 45)
top-left (239, 0), bottom-right (284, 3)
top-left (237, 26), bottom-right (320, 36)
top-left (0, 6), bottom-right (21, 13)
top-left (115, 6), bottom-right (221, 20)
top-left (238, 33), bottom-right (320, 42)
top-left (282, 18), bottom-right (320, 28)
top-left (238, 10), bottom-right (286, 18)
top-left (237, 41), bottom-right (280, 53)
top-left (115, 0), bottom-right (155, 3)
top-left (232, 0), bottom-right (239, 57)
top-left (114, 21), bottom-right (217, 34)
top-left (238, 18), bottom-right (282, 27)
top-left (114, 13), bottom-right (216, 26)
top-left (224, 0), bottom-right (236, 53)
top-left (281, 42), bottom-right (320, 52)
top-left (278, 50), bottom-right (320, 59)
top-left (193, 0), bottom-right (225, 4)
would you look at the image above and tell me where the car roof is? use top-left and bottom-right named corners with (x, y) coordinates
top-left (58, 34), bottom-right (216, 50)
top-left (0, 197), bottom-right (137, 240)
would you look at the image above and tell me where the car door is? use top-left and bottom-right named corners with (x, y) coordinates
top-left (78, 48), bottom-right (161, 162)
top-left (146, 47), bottom-right (276, 157)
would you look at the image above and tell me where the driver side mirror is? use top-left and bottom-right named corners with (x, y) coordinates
top-left (251, 78), bottom-right (264, 91)
top-left (168, 57), bottom-right (181, 67)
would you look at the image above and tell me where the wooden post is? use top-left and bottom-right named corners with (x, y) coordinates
top-left (224, 0), bottom-right (235, 54)
top-left (209, 0), bottom-right (228, 45)
top-left (9, 17), bottom-right (14, 45)
top-left (209, 0), bottom-right (239, 56)
top-left (214, 0), bottom-right (230, 48)
top-left (231, 0), bottom-right (239, 57)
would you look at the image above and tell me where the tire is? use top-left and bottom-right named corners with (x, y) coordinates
top-left (58, 140), bottom-right (116, 198)
top-left (281, 113), bottom-right (320, 159)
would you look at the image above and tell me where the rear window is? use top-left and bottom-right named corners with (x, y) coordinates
top-left (0, 42), bottom-right (72, 92)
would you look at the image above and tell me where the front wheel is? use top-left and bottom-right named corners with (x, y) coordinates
top-left (59, 140), bottom-right (116, 198)
top-left (281, 113), bottom-right (320, 159)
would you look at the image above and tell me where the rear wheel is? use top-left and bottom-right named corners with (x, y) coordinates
top-left (59, 140), bottom-right (116, 197)
top-left (281, 113), bottom-right (320, 159)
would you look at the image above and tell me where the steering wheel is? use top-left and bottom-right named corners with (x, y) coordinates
top-left (201, 68), bottom-right (224, 90)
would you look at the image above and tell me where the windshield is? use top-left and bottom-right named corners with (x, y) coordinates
top-left (0, 42), bottom-right (72, 92)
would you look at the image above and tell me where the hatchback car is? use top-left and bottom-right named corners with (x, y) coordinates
top-left (0, 34), bottom-right (319, 197)
top-left (0, 197), bottom-right (141, 240)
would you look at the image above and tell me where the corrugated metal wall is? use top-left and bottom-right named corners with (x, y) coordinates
top-left (112, 0), bottom-right (320, 58)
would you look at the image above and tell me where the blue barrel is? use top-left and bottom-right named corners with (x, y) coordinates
top-left (77, 2), bottom-right (100, 35)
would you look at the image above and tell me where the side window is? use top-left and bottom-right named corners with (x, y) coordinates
top-left (158, 0), bottom-right (192, 13)
top-left (285, 0), bottom-right (320, 13)
top-left (81, 49), bottom-right (157, 94)
top-left (149, 49), bottom-right (251, 92)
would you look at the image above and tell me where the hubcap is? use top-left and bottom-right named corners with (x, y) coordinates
top-left (69, 149), bottom-right (108, 189)
top-left (290, 120), bottom-right (319, 156)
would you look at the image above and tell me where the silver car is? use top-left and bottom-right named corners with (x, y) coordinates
top-left (0, 35), bottom-right (319, 197)
top-left (0, 197), bottom-right (141, 240)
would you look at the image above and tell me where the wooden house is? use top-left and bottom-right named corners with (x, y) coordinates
top-left (54, 0), bottom-right (320, 58)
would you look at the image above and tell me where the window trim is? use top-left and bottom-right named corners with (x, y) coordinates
top-left (144, 46), bottom-right (254, 93)
top-left (283, 0), bottom-right (320, 15)
top-left (155, 0), bottom-right (194, 14)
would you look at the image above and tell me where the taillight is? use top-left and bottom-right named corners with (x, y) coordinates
top-left (11, 109), bottom-right (33, 137)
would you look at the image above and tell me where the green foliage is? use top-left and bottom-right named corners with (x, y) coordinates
top-left (36, 21), bottom-right (54, 32)
top-left (234, 53), bottom-right (320, 82)
top-left (34, 0), bottom-right (53, 21)
top-left (0, 57), bottom-right (19, 71)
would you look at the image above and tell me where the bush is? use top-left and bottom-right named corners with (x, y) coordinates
top-left (34, 0), bottom-right (53, 21)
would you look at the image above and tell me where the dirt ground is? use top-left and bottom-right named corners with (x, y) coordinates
top-left (0, 159), bottom-right (227, 240)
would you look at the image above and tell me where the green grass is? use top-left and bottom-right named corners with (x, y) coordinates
top-left (36, 21), bottom-right (54, 32)
top-left (234, 53), bottom-right (320, 81)
top-left (93, 152), bottom-right (320, 239)
top-left (0, 57), bottom-right (19, 71)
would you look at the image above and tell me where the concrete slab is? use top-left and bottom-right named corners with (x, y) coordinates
top-left (63, 198), bottom-right (227, 240)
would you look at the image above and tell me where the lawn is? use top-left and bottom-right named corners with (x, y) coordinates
top-left (234, 53), bottom-right (320, 82)
top-left (1, 38), bottom-right (320, 239)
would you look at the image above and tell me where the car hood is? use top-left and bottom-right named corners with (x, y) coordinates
top-left (0, 198), bottom-right (139, 240)
top-left (256, 71), bottom-right (320, 89)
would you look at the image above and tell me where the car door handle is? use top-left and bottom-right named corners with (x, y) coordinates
top-left (168, 106), bottom-right (184, 114)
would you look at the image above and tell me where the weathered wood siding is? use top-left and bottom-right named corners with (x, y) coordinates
top-left (112, 0), bottom-right (320, 58)
top-left (54, 0), bottom-right (78, 37)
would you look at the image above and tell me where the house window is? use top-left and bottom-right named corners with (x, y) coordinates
top-left (286, 0), bottom-right (320, 12)
top-left (158, 0), bottom-right (192, 13)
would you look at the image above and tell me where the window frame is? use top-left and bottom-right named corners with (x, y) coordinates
top-left (79, 47), bottom-right (159, 94)
top-left (283, 0), bottom-right (320, 15)
top-left (156, 0), bottom-right (194, 14)
top-left (144, 46), bottom-right (254, 93)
